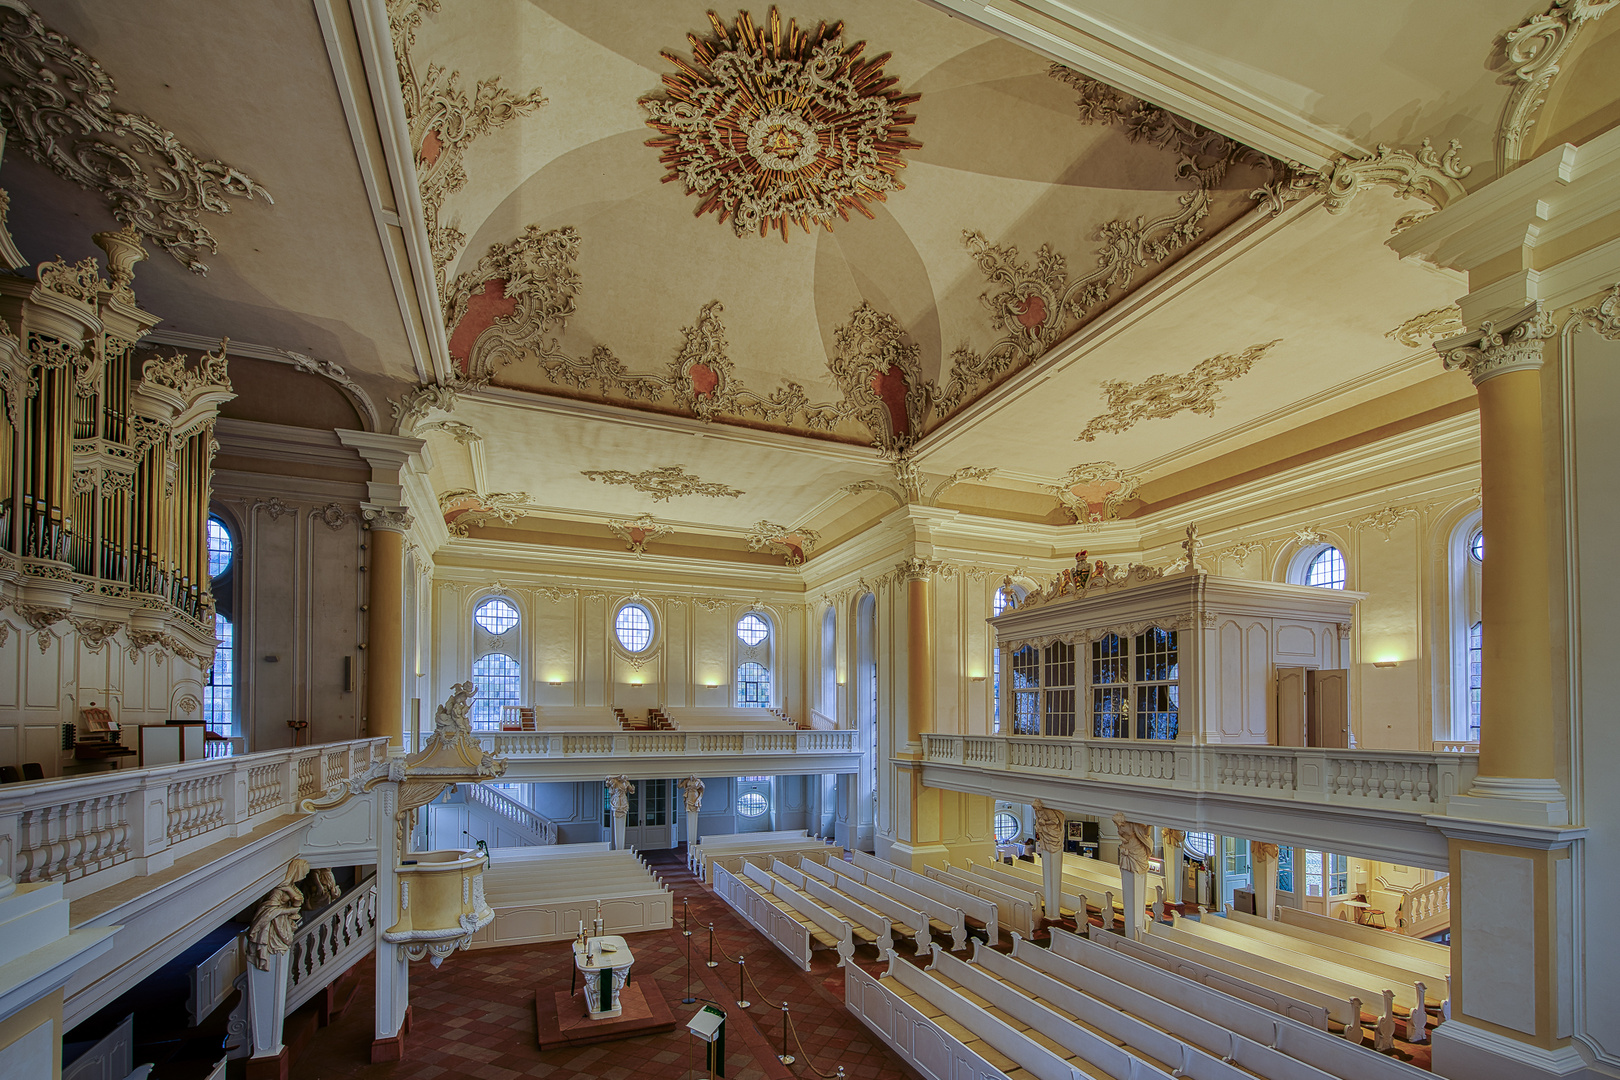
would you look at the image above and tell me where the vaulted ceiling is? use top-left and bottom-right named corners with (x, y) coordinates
top-left (2, 0), bottom-right (1564, 566)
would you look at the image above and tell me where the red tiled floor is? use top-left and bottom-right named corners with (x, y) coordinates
top-left (288, 847), bottom-right (923, 1079)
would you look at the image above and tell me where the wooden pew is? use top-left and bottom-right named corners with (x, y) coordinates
top-left (734, 862), bottom-right (858, 967)
top-left (1051, 929), bottom-right (1429, 1080)
top-left (991, 856), bottom-right (1135, 914)
top-left (713, 863), bottom-right (814, 971)
top-left (490, 841), bottom-right (612, 862)
top-left (1169, 917), bottom-right (1438, 1012)
top-left (930, 865), bottom-right (1038, 938)
top-left (883, 950), bottom-right (1093, 1080)
top-left (1277, 907), bottom-right (1451, 966)
top-left (960, 859), bottom-right (1069, 920)
top-left (750, 861), bottom-right (896, 956)
top-left (836, 864), bottom-right (969, 952)
top-left (967, 857), bottom-right (1119, 921)
top-left (960, 942), bottom-right (1264, 1080)
top-left (1219, 909), bottom-right (1449, 992)
top-left (856, 852), bottom-right (999, 942)
top-left (827, 867), bottom-right (934, 954)
top-left (845, 958), bottom-right (1024, 1080)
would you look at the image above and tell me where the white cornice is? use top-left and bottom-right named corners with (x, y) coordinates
top-left (460, 384), bottom-right (887, 467)
top-left (433, 539), bottom-right (807, 596)
top-left (311, 0), bottom-right (447, 383)
top-left (215, 418), bottom-right (366, 472)
top-left (917, 0), bottom-right (1360, 169)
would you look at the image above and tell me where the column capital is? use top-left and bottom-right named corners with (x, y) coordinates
top-left (896, 556), bottom-right (945, 582)
top-left (362, 505), bottom-right (414, 533)
top-left (1438, 302), bottom-right (1556, 386)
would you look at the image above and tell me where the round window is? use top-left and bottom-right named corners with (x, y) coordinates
top-left (1469, 529), bottom-right (1484, 562)
top-left (993, 811), bottom-right (1020, 844)
top-left (737, 792), bottom-right (768, 817)
top-left (737, 613), bottom-right (769, 646)
top-left (615, 603), bottom-right (654, 652)
top-left (474, 597), bottom-right (519, 634)
top-left (206, 517), bottom-right (233, 580)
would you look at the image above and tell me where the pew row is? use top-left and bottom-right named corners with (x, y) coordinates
top-left (733, 861), bottom-right (857, 968)
top-left (884, 949), bottom-right (1098, 1080)
top-left (817, 861), bottom-right (969, 952)
top-left (714, 862), bottom-right (814, 970)
top-left (1044, 928), bottom-right (1430, 1080)
top-left (855, 851), bottom-right (999, 942)
top-left (1219, 908), bottom-right (1449, 990)
top-left (845, 959), bottom-right (1017, 1080)
top-left (1277, 906), bottom-right (1451, 966)
top-left (470, 849), bottom-right (671, 947)
top-left (959, 939), bottom-right (1263, 1080)
top-left (798, 860), bottom-right (937, 952)
top-left (1083, 924), bottom-right (1337, 1030)
top-left (929, 865), bottom-right (1038, 939)
top-left (754, 861), bottom-right (896, 955)
top-left (967, 858), bottom-right (1119, 922)
top-left (985, 856), bottom-right (1132, 915)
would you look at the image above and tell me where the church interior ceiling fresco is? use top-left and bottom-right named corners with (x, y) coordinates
top-left (1, 0), bottom-right (1539, 564)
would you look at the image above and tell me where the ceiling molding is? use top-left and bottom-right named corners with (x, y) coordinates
top-left (433, 538), bottom-right (807, 595)
top-left (144, 329), bottom-right (381, 432)
top-left (311, 0), bottom-right (448, 383)
top-left (918, 0), bottom-right (1363, 170)
top-left (214, 418), bottom-right (366, 471)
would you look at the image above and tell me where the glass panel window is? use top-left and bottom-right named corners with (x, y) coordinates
top-left (992, 648), bottom-right (1002, 733)
top-left (737, 613), bottom-right (769, 646)
top-left (1224, 837), bottom-right (1251, 877)
top-left (1306, 547), bottom-right (1347, 589)
top-left (1043, 641), bottom-right (1076, 737)
top-left (1467, 621), bottom-right (1483, 741)
top-left (615, 603), bottom-right (653, 652)
top-left (202, 613), bottom-right (234, 737)
top-left (1091, 633), bottom-right (1128, 738)
top-left (1134, 628), bottom-right (1178, 739)
top-left (1305, 849), bottom-right (1324, 896)
top-left (736, 661), bottom-right (770, 707)
top-left (1277, 847), bottom-right (1294, 893)
top-left (737, 792), bottom-right (768, 817)
top-left (1184, 832), bottom-right (1216, 860)
top-left (1011, 645), bottom-right (1040, 736)
top-left (206, 517), bottom-right (233, 579)
top-left (1329, 853), bottom-right (1348, 896)
top-left (993, 812), bottom-right (1020, 843)
top-left (474, 597), bottom-right (518, 635)
top-left (470, 653), bottom-right (521, 729)
top-left (1470, 529), bottom-right (1484, 562)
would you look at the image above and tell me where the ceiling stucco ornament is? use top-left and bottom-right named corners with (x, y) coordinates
top-left (1575, 283), bottom-right (1620, 339)
top-left (440, 488), bottom-right (529, 537)
top-left (827, 301), bottom-right (927, 453)
top-left (387, 0), bottom-right (546, 296)
top-left (1307, 139), bottom-right (1471, 216)
top-left (417, 419), bottom-right (480, 444)
top-left (939, 70), bottom-right (1296, 419)
top-left (1048, 461), bottom-right (1141, 526)
top-left (580, 464), bottom-right (744, 503)
top-left (745, 519), bottom-right (821, 566)
top-left (1076, 339), bottom-right (1281, 443)
top-left (389, 380), bottom-right (460, 432)
top-left (1493, 0), bottom-right (1618, 172)
top-left (281, 351), bottom-right (381, 432)
top-left (640, 8), bottom-right (920, 240)
top-left (926, 466), bottom-right (997, 506)
top-left (1355, 504), bottom-right (1420, 540)
top-left (0, 0), bottom-right (271, 274)
top-left (607, 514), bottom-right (673, 556)
top-left (448, 225), bottom-right (580, 382)
top-left (1386, 306), bottom-right (1465, 348)
top-left (838, 479), bottom-right (904, 507)
top-left (1217, 540), bottom-right (1265, 567)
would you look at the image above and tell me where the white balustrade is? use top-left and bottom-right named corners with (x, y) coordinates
top-left (286, 878), bottom-right (379, 1012)
top-left (0, 737), bottom-right (388, 897)
top-left (479, 728), bottom-right (859, 761)
top-left (464, 782), bottom-right (559, 845)
top-left (923, 734), bottom-right (1477, 818)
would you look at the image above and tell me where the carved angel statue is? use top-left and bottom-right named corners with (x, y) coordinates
top-left (678, 775), bottom-right (705, 815)
top-left (1112, 811), bottom-right (1154, 875)
top-left (301, 866), bottom-right (341, 909)
top-left (246, 858), bottom-right (310, 970)
top-left (606, 774), bottom-right (634, 816)
top-left (1181, 523), bottom-right (1203, 573)
top-left (1031, 799), bottom-right (1064, 854)
top-left (433, 680), bottom-right (476, 735)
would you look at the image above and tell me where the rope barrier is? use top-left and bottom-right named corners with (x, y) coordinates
top-left (787, 1009), bottom-right (845, 1078)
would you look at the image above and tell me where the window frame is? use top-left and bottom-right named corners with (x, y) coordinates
top-left (613, 601), bottom-right (657, 655)
top-left (470, 593), bottom-right (524, 730)
top-left (1446, 510), bottom-right (1484, 743)
top-left (993, 811), bottom-right (1021, 844)
top-left (202, 511), bottom-right (239, 741)
top-left (736, 660), bottom-right (771, 708)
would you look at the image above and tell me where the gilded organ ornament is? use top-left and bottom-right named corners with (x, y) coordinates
top-left (641, 8), bottom-right (920, 240)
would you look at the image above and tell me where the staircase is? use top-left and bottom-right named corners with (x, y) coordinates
top-left (455, 783), bottom-right (560, 847)
top-left (1401, 875), bottom-right (1451, 939)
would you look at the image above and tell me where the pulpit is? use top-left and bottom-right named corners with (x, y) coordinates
top-left (574, 935), bottom-right (634, 1019)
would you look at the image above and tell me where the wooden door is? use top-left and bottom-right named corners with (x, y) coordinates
top-left (1307, 669), bottom-right (1351, 748)
top-left (1274, 667), bottom-right (1307, 746)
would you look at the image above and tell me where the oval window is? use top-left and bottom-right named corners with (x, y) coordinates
top-left (615, 603), bottom-right (654, 652)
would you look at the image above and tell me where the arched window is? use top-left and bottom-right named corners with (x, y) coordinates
top-left (1305, 547), bottom-right (1347, 589)
top-left (737, 661), bottom-right (771, 707)
top-left (1467, 621), bottom-right (1483, 741)
top-left (1448, 512), bottom-right (1484, 742)
top-left (991, 585), bottom-right (1024, 734)
top-left (856, 593), bottom-right (877, 803)
top-left (735, 611), bottom-right (772, 707)
top-left (993, 811), bottom-right (1021, 844)
top-left (614, 603), bottom-right (653, 652)
top-left (202, 515), bottom-right (236, 739)
top-left (471, 595), bottom-right (521, 730)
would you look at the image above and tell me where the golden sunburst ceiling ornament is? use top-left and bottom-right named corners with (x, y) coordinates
top-left (641, 8), bottom-right (920, 240)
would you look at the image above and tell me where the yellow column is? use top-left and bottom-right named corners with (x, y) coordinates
top-left (365, 512), bottom-right (408, 748)
top-left (1441, 307), bottom-right (1565, 816)
top-left (906, 571), bottom-right (934, 747)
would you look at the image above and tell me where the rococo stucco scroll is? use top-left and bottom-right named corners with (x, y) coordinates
top-left (580, 464), bottom-right (743, 503)
top-left (0, 0), bottom-right (271, 273)
top-left (1076, 340), bottom-right (1281, 442)
top-left (640, 8), bottom-right (920, 240)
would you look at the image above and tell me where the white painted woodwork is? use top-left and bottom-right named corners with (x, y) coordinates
top-left (856, 852), bottom-right (998, 942)
top-left (187, 936), bottom-right (244, 1028)
top-left (929, 865), bottom-right (1038, 938)
top-left (62, 1012), bottom-right (133, 1080)
top-left (1277, 667), bottom-right (1308, 747)
top-left (844, 960), bottom-right (1012, 1080)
